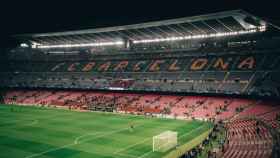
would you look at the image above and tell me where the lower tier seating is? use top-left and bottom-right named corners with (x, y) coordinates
top-left (222, 119), bottom-right (273, 158)
top-left (3, 90), bottom-right (280, 127)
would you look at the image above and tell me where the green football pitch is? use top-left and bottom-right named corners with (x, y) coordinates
top-left (0, 104), bottom-right (213, 158)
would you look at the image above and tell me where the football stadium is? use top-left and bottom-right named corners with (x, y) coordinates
top-left (0, 10), bottom-right (280, 158)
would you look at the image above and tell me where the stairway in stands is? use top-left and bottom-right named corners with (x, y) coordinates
top-left (0, 90), bottom-right (4, 104)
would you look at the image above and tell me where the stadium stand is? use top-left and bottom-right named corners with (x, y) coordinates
top-left (2, 50), bottom-right (280, 96)
top-left (1, 10), bottom-right (280, 158)
top-left (3, 90), bottom-right (280, 123)
top-left (222, 119), bottom-right (274, 158)
top-left (4, 89), bottom-right (280, 157)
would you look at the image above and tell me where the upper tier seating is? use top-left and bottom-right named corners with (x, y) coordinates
top-left (2, 51), bottom-right (280, 96)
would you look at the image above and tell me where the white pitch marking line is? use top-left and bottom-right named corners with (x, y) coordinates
top-left (137, 150), bottom-right (153, 158)
top-left (24, 124), bottom-right (143, 158)
top-left (25, 143), bottom-right (74, 158)
top-left (0, 112), bottom-right (72, 128)
top-left (114, 138), bottom-right (151, 154)
top-left (0, 119), bottom-right (39, 127)
top-left (115, 152), bottom-right (138, 158)
top-left (74, 132), bottom-right (100, 145)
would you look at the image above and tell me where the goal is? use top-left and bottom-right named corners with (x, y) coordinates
top-left (153, 131), bottom-right (178, 152)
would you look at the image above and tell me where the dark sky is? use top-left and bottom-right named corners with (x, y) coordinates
top-left (0, 0), bottom-right (279, 37)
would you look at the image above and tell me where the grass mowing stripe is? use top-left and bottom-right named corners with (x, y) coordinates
top-left (113, 137), bottom-right (151, 155)
top-left (24, 124), bottom-right (145, 158)
top-left (0, 104), bottom-right (212, 158)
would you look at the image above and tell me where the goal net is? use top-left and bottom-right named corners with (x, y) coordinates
top-left (153, 131), bottom-right (178, 152)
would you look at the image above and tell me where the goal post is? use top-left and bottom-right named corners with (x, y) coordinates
top-left (153, 131), bottom-right (178, 152)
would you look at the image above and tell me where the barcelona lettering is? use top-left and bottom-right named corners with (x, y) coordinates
top-left (50, 56), bottom-right (257, 72)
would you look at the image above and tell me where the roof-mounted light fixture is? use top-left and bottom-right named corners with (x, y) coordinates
top-left (133, 26), bottom-right (266, 44)
top-left (20, 43), bottom-right (29, 48)
top-left (35, 41), bottom-right (124, 49)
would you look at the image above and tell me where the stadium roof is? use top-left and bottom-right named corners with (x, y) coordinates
top-left (15, 10), bottom-right (267, 48)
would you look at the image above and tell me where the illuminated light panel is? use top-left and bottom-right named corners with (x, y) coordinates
top-left (259, 25), bottom-right (266, 32)
top-left (36, 41), bottom-right (124, 49)
top-left (133, 26), bottom-right (266, 44)
top-left (20, 43), bottom-right (29, 48)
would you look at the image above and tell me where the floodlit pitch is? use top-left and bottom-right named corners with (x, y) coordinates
top-left (0, 105), bottom-right (213, 158)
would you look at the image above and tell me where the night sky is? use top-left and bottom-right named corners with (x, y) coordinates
top-left (0, 0), bottom-right (278, 43)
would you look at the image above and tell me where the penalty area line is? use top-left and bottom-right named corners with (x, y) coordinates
top-left (115, 152), bottom-right (139, 158)
top-left (113, 137), bottom-right (151, 154)
top-left (24, 125), bottom-right (143, 158)
top-left (137, 124), bottom-right (207, 158)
